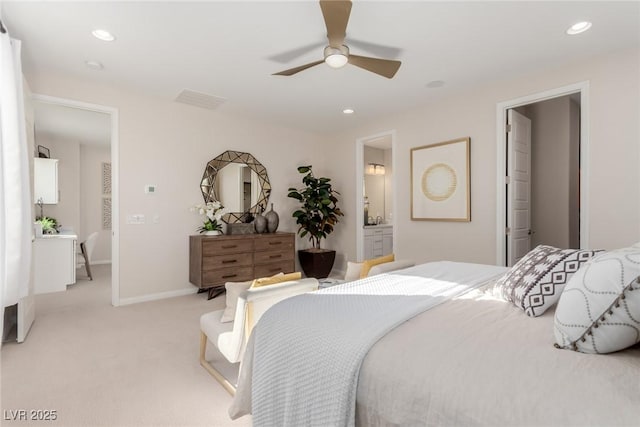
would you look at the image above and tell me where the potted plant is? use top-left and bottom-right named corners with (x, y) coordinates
top-left (191, 201), bottom-right (227, 235)
top-left (288, 165), bottom-right (344, 278)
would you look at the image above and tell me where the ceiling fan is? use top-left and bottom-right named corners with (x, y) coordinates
top-left (272, 0), bottom-right (401, 79)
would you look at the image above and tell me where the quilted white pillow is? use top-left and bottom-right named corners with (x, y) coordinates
top-left (220, 280), bottom-right (252, 323)
top-left (554, 247), bottom-right (640, 353)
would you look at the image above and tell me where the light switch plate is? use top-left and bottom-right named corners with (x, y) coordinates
top-left (126, 214), bottom-right (145, 225)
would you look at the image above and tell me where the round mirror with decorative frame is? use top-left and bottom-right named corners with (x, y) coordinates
top-left (200, 150), bottom-right (271, 223)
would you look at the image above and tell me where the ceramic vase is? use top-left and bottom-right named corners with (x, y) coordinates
top-left (254, 213), bottom-right (267, 234)
top-left (265, 203), bottom-right (280, 233)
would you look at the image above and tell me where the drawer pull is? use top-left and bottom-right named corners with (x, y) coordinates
top-left (222, 245), bottom-right (237, 249)
top-left (222, 274), bottom-right (237, 279)
top-left (222, 259), bottom-right (237, 264)
top-left (269, 254), bottom-right (282, 259)
top-left (269, 268), bottom-right (281, 272)
top-left (269, 241), bottom-right (282, 245)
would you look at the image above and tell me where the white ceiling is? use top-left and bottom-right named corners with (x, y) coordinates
top-left (4, 1), bottom-right (639, 135)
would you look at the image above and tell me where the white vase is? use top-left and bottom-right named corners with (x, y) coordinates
top-left (204, 230), bottom-right (222, 236)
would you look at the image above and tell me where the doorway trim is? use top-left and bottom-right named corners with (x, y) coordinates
top-left (355, 129), bottom-right (397, 262)
top-left (32, 94), bottom-right (120, 306)
top-left (495, 81), bottom-right (590, 266)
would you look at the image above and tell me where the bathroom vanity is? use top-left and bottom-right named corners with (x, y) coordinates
top-left (33, 233), bottom-right (77, 294)
top-left (363, 225), bottom-right (393, 259)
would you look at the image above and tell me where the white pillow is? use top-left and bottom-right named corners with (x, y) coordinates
top-left (554, 247), bottom-right (640, 353)
top-left (220, 280), bottom-right (252, 323)
top-left (344, 262), bottom-right (363, 282)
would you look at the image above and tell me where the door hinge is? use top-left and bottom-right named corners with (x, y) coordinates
top-left (505, 227), bottom-right (511, 236)
top-left (505, 176), bottom-right (511, 185)
top-left (506, 124), bottom-right (512, 133)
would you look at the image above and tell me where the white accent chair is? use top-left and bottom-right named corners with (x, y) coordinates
top-left (77, 232), bottom-right (99, 280)
top-left (200, 277), bottom-right (319, 395)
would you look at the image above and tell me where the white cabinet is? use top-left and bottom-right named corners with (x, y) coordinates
top-left (34, 158), bottom-right (59, 204)
top-left (364, 226), bottom-right (393, 259)
top-left (33, 235), bottom-right (76, 294)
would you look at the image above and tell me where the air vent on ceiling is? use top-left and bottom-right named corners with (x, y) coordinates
top-left (175, 89), bottom-right (226, 110)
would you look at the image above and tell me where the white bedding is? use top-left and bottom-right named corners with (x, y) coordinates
top-left (230, 261), bottom-right (640, 426)
top-left (230, 261), bottom-right (507, 425)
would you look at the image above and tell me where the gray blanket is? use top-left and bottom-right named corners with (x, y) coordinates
top-left (233, 261), bottom-right (507, 427)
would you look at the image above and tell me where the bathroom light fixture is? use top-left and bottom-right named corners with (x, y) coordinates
top-left (92, 29), bottom-right (115, 42)
top-left (343, 108), bottom-right (354, 114)
top-left (366, 163), bottom-right (385, 176)
top-left (566, 21), bottom-right (592, 35)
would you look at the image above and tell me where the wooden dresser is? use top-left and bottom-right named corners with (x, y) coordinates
top-left (189, 232), bottom-right (295, 299)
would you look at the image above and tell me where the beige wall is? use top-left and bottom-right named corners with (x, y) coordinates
top-left (26, 72), bottom-right (327, 302)
top-left (529, 96), bottom-right (573, 249)
top-left (80, 145), bottom-right (112, 263)
top-left (325, 48), bottom-right (640, 271)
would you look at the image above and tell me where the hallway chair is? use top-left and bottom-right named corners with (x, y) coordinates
top-left (78, 232), bottom-right (99, 280)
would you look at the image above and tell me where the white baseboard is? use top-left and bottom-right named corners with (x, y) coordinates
top-left (118, 288), bottom-right (198, 306)
top-left (92, 260), bottom-right (112, 266)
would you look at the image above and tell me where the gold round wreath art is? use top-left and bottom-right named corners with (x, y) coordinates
top-left (421, 163), bottom-right (457, 202)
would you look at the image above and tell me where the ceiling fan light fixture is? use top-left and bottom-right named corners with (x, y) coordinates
top-left (324, 45), bottom-right (349, 69)
top-left (325, 54), bottom-right (348, 68)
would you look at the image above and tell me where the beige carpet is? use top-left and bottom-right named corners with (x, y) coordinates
top-left (1, 265), bottom-right (251, 427)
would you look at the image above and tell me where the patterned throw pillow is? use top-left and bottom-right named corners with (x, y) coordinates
top-left (554, 247), bottom-right (640, 353)
top-left (493, 245), bottom-right (600, 316)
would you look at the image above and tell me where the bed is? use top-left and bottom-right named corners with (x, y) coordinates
top-left (229, 256), bottom-right (640, 426)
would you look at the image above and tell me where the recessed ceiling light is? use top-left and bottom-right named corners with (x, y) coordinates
top-left (426, 80), bottom-right (445, 89)
top-left (92, 29), bottom-right (115, 42)
top-left (343, 108), bottom-right (354, 114)
top-left (566, 21), bottom-right (592, 35)
top-left (85, 60), bottom-right (104, 70)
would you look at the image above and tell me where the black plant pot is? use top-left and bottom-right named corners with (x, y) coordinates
top-left (298, 249), bottom-right (336, 279)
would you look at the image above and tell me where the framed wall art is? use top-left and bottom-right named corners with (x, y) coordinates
top-left (410, 137), bottom-right (470, 221)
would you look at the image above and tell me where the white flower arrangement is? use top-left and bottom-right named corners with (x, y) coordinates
top-left (190, 201), bottom-right (227, 233)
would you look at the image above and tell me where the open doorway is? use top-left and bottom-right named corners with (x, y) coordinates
top-left (496, 82), bottom-right (589, 266)
top-left (355, 130), bottom-right (397, 262)
top-left (33, 94), bottom-right (120, 305)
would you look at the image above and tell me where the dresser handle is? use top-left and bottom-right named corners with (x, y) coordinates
top-left (222, 259), bottom-right (237, 264)
top-left (269, 254), bottom-right (282, 259)
top-left (222, 274), bottom-right (237, 279)
top-left (269, 241), bottom-right (282, 245)
top-left (268, 268), bottom-right (281, 272)
top-left (222, 245), bottom-right (237, 249)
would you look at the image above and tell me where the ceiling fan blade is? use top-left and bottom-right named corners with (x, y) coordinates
top-left (348, 54), bottom-right (401, 79)
top-left (348, 38), bottom-right (403, 59)
top-left (272, 60), bottom-right (325, 76)
top-left (268, 41), bottom-right (326, 64)
top-left (320, 0), bottom-right (352, 48)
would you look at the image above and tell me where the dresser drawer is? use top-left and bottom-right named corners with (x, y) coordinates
top-left (254, 248), bottom-right (294, 264)
top-left (202, 238), bottom-right (253, 256)
top-left (254, 235), bottom-right (294, 252)
top-left (202, 252), bottom-right (253, 270)
top-left (254, 261), bottom-right (295, 278)
top-left (202, 266), bottom-right (254, 285)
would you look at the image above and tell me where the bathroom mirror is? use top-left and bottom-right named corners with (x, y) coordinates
top-left (200, 150), bottom-right (271, 223)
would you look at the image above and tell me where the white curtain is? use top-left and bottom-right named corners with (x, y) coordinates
top-left (0, 33), bottom-right (31, 318)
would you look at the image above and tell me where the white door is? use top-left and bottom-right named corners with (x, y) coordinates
top-left (18, 81), bottom-right (36, 342)
top-left (506, 109), bottom-right (532, 266)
